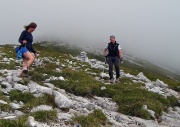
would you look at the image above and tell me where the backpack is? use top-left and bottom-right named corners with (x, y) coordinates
top-left (15, 47), bottom-right (22, 60)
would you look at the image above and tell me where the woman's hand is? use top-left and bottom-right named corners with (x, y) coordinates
top-left (23, 40), bottom-right (27, 44)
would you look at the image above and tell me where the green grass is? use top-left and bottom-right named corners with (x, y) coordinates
top-left (0, 104), bottom-right (12, 112)
top-left (9, 90), bottom-right (35, 103)
top-left (0, 83), bottom-right (7, 89)
top-left (0, 115), bottom-right (28, 127)
top-left (0, 62), bottom-right (16, 70)
top-left (0, 72), bottom-right (3, 76)
top-left (51, 69), bottom-right (178, 119)
top-left (121, 60), bottom-right (180, 91)
top-left (17, 78), bottom-right (30, 85)
top-left (73, 110), bottom-right (108, 127)
top-left (0, 45), bottom-right (16, 58)
top-left (31, 110), bottom-right (57, 122)
top-left (0, 110), bottom-right (57, 126)
top-left (22, 94), bottom-right (56, 113)
top-left (0, 92), bottom-right (12, 112)
top-left (51, 68), bottom-right (103, 96)
top-left (0, 45), bottom-right (16, 70)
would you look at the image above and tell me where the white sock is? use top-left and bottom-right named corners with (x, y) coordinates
top-left (23, 68), bottom-right (27, 70)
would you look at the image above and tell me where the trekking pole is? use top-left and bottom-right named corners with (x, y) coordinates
top-left (103, 56), bottom-right (107, 73)
top-left (120, 58), bottom-right (123, 64)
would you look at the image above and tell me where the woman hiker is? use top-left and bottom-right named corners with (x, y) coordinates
top-left (18, 22), bottom-right (38, 77)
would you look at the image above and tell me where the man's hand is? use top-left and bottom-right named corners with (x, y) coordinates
top-left (22, 40), bottom-right (27, 44)
top-left (120, 58), bottom-right (123, 64)
top-left (104, 48), bottom-right (108, 57)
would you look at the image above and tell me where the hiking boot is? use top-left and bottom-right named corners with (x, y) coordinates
top-left (115, 78), bottom-right (120, 83)
top-left (21, 70), bottom-right (28, 77)
top-left (110, 79), bottom-right (114, 84)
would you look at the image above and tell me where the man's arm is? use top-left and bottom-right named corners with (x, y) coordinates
top-left (119, 49), bottom-right (123, 59)
top-left (104, 48), bottom-right (107, 56)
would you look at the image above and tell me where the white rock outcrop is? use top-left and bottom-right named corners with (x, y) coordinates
top-left (31, 105), bottom-right (53, 112)
top-left (53, 91), bottom-right (72, 108)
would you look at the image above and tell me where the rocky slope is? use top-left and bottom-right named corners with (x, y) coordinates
top-left (0, 43), bottom-right (179, 127)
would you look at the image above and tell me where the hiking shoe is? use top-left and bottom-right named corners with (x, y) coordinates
top-left (115, 78), bottom-right (120, 83)
top-left (21, 70), bottom-right (28, 77)
top-left (110, 79), bottom-right (114, 84)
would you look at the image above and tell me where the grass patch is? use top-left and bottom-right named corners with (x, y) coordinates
top-left (0, 104), bottom-right (12, 112)
top-left (0, 83), bottom-right (7, 89)
top-left (0, 92), bottom-right (11, 112)
top-left (9, 90), bottom-right (35, 103)
top-left (22, 94), bottom-right (56, 113)
top-left (112, 87), bottom-right (176, 118)
top-left (51, 68), bottom-right (103, 96)
top-left (0, 62), bottom-right (16, 70)
top-left (52, 69), bottom-right (178, 119)
top-left (17, 79), bottom-right (30, 85)
top-left (31, 110), bottom-right (57, 122)
top-left (73, 110), bottom-right (108, 127)
top-left (0, 115), bottom-right (28, 127)
top-left (0, 72), bottom-right (3, 76)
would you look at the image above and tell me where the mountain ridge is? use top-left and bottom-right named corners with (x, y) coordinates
top-left (0, 42), bottom-right (179, 127)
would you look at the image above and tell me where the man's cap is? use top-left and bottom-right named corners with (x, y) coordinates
top-left (110, 35), bottom-right (115, 38)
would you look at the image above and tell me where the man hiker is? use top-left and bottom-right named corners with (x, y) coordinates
top-left (104, 35), bottom-right (123, 83)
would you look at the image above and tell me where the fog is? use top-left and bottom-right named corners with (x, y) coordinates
top-left (0, 0), bottom-right (180, 74)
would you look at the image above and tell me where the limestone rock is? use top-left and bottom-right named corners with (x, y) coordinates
top-left (14, 83), bottom-right (29, 92)
top-left (53, 91), bottom-right (72, 108)
top-left (9, 103), bottom-right (22, 110)
top-left (0, 100), bottom-right (8, 104)
top-left (137, 72), bottom-right (151, 82)
top-left (31, 105), bottom-right (53, 112)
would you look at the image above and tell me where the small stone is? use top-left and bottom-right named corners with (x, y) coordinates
top-left (9, 58), bottom-right (14, 61)
top-left (14, 110), bottom-right (24, 116)
top-left (58, 113), bottom-right (72, 121)
top-left (2, 58), bottom-right (8, 62)
top-left (116, 115), bottom-right (122, 122)
top-left (55, 68), bottom-right (61, 72)
top-left (12, 76), bottom-right (22, 82)
top-left (44, 83), bottom-right (55, 89)
top-left (14, 83), bottom-right (29, 92)
top-left (0, 100), bottom-right (8, 105)
top-left (73, 123), bottom-right (82, 127)
top-left (102, 102), bottom-right (107, 108)
top-left (84, 103), bottom-right (95, 111)
top-left (31, 105), bottom-right (53, 112)
top-left (137, 72), bottom-right (151, 82)
top-left (101, 86), bottom-right (106, 90)
top-left (142, 105), bottom-right (147, 110)
top-left (9, 103), bottom-right (22, 110)
top-left (3, 116), bottom-right (16, 120)
top-left (6, 75), bottom-right (13, 83)
top-left (59, 76), bottom-right (65, 81)
top-left (26, 116), bottom-right (38, 127)
top-left (0, 77), bottom-right (3, 82)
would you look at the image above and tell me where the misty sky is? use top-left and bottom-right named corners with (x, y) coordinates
top-left (0, 0), bottom-right (180, 74)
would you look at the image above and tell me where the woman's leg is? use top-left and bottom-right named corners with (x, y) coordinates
top-left (23, 52), bottom-right (35, 69)
top-left (20, 57), bottom-right (28, 76)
